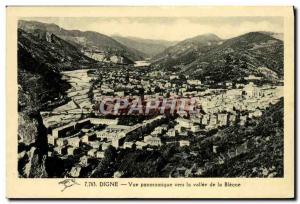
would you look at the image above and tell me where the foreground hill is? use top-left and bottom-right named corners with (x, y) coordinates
top-left (19, 20), bottom-right (145, 63)
top-left (113, 35), bottom-right (177, 58)
top-left (208, 98), bottom-right (284, 177)
top-left (152, 32), bottom-right (283, 83)
top-left (18, 28), bottom-right (93, 177)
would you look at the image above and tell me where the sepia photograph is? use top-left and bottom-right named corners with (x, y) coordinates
top-left (6, 6), bottom-right (294, 199)
top-left (17, 16), bottom-right (285, 179)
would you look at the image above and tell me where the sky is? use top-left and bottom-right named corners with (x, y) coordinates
top-left (23, 17), bottom-right (283, 41)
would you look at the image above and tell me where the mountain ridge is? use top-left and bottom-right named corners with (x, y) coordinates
top-left (152, 31), bottom-right (283, 82)
top-left (112, 35), bottom-right (177, 58)
top-left (19, 20), bottom-right (145, 62)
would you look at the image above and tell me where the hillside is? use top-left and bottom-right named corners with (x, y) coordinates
top-left (18, 28), bottom-right (76, 177)
top-left (152, 32), bottom-right (283, 83)
top-left (112, 35), bottom-right (177, 58)
top-left (19, 20), bottom-right (145, 63)
top-left (209, 98), bottom-right (284, 177)
top-left (152, 33), bottom-right (223, 70)
top-left (18, 27), bottom-right (73, 140)
top-left (18, 28), bottom-right (97, 71)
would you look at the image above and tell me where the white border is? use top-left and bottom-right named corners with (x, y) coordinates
top-left (1, 0), bottom-right (299, 203)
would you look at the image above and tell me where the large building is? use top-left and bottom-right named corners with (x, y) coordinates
top-left (244, 82), bottom-right (261, 98)
top-left (144, 135), bottom-right (162, 146)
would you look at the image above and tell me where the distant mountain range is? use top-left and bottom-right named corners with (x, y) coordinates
top-left (112, 35), bottom-right (177, 58)
top-left (152, 32), bottom-right (283, 82)
top-left (19, 20), bottom-right (145, 63)
top-left (152, 33), bottom-right (223, 67)
top-left (18, 20), bottom-right (284, 83)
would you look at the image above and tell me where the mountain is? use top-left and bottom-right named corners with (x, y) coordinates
top-left (18, 27), bottom-right (92, 177)
top-left (259, 31), bottom-right (283, 41)
top-left (209, 98), bottom-right (283, 177)
top-left (152, 32), bottom-right (283, 82)
top-left (18, 28), bottom-right (74, 137)
top-left (18, 28), bottom-right (75, 177)
top-left (18, 20), bottom-right (145, 62)
top-left (18, 28), bottom-right (97, 72)
top-left (151, 33), bottom-right (223, 69)
top-left (112, 35), bottom-right (177, 58)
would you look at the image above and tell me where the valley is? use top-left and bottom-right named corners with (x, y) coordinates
top-left (17, 20), bottom-right (284, 178)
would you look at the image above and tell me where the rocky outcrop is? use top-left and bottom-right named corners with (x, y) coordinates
top-left (20, 147), bottom-right (48, 178)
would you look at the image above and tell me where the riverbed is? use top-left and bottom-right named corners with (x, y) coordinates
top-left (40, 69), bottom-right (96, 128)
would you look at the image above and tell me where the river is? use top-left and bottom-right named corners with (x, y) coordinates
top-left (40, 69), bottom-right (95, 128)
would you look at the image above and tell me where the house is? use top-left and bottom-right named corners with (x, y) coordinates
top-left (226, 89), bottom-right (242, 100)
top-left (187, 80), bottom-right (201, 85)
top-left (67, 137), bottom-right (80, 147)
top-left (96, 151), bottom-right (105, 159)
top-left (135, 141), bottom-right (147, 150)
top-left (90, 118), bottom-right (118, 125)
top-left (177, 110), bottom-right (188, 117)
top-left (239, 115), bottom-right (248, 126)
top-left (191, 116), bottom-right (202, 124)
top-left (244, 82), bottom-right (260, 98)
top-left (170, 75), bottom-right (179, 80)
top-left (75, 118), bottom-right (92, 130)
top-left (178, 131), bottom-right (188, 137)
top-left (179, 140), bottom-right (190, 147)
top-left (52, 122), bottom-right (76, 139)
top-left (81, 135), bottom-right (89, 144)
top-left (115, 91), bottom-right (124, 97)
top-left (54, 146), bottom-right (67, 155)
top-left (82, 126), bottom-right (92, 133)
top-left (88, 140), bottom-right (101, 149)
top-left (56, 138), bottom-right (67, 147)
top-left (102, 142), bottom-right (111, 151)
top-left (144, 135), bottom-right (162, 146)
top-left (225, 82), bottom-right (233, 87)
top-left (209, 114), bottom-right (218, 126)
top-left (47, 151), bottom-right (53, 157)
top-left (96, 124), bottom-right (139, 140)
top-left (244, 75), bottom-right (262, 81)
top-left (112, 137), bottom-right (125, 149)
top-left (174, 125), bottom-right (182, 133)
top-left (87, 149), bottom-right (97, 157)
top-left (190, 125), bottom-right (200, 133)
top-left (47, 134), bottom-right (55, 145)
top-left (218, 113), bottom-right (228, 126)
top-left (176, 117), bottom-right (193, 128)
top-left (228, 114), bottom-right (236, 124)
top-left (151, 126), bottom-right (166, 135)
top-left (67, 147), bottom-right (79, 155)
top-left (249, 110), bottom-right (262, 118)
top-left (166, 128), bottom-right (176, 137)
top-left (123, 141), bottom-right (134, 149)
top-left (201, 114), bottom-right (210, 125)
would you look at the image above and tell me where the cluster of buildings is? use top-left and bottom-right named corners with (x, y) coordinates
top-left (43, 66), bottom-right (283, 177)
top-left (48, 68), bottom-right (283, 155)
top-left (47, 116), bottom-right (173, 165)
top-left (82, 48), bottom-right (129, 64)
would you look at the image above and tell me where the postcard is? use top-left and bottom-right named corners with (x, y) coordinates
top-left (6, 6), bottom-right (294, 199)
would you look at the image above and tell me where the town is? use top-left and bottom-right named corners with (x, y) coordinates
top-left (40, 66), bottom-right (283, 178)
